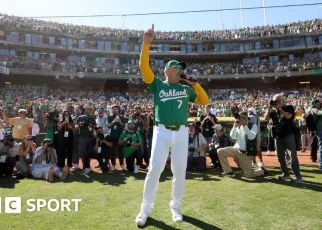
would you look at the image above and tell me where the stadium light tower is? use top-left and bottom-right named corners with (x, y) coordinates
top-left (263, 0), bottom-right (268, 26)
top-left (218, 0), bottom-right (223, 30)
top-left (240, 0), bottom-right (244, 28)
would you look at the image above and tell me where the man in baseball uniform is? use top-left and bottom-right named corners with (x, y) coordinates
top-left (135, 24), bottom-right (209, 226)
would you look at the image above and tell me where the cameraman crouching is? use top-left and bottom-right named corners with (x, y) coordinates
top-left (264, 94), bottom-right (302, 182)
top-left (218, 112), bottom-right (268, 178)
top-left (187, 123), bottom-right (208, 171)
top-left (209, 124), bottom-right (229, 169)
top-left (94, 126), bottom-right (112, 171)
top-left (31, 139), bottom-right (68, 182)
top-left (118, 120), bottom-right (143, 173)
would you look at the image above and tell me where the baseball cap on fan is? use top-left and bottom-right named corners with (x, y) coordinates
top-left (248, 107), bottom-right (257, 115)
top-left (164, 60), bottom-right (186, 72)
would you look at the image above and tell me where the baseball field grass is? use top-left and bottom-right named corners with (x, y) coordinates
top-left (0, 163), bottom-right (322, 230)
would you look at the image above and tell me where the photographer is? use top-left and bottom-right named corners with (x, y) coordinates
top-left (44, 111), bottom-right (59, 149)
top-left (264, 94), bottom-right (302, 182)
top-left (187, 123), bottom-right (208, 171)
top-left (209, 124), bottom-right (229, 169)
top-left (247, 107), bottom-right (264, 167)
top-left (31, 139), bottom-right (69, 182)
top-left (218, 112), bottom-right (268, 178)
top-left (200, 106), bottom-right (217, 146)
top-left (0, 132), bottom-right (19, 177)
top-left (118, 120), bottom-right (143, 173)
top-left (75, 105), bottom-right (97, 175)
top-left (131, 105), bottom-right (148, 165)
top-left (94, 126), bottom-right (112, 171)
top-left (15, 135), bottom-right (36, 179)
top-left (108, 105), bottom-right (126, 171)
top-left (57, 110), bottom-right (74, 169)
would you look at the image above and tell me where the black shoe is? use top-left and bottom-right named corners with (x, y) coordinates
top-left (219, 172), bottom-right (235, 177)
top-left (278, 174), bottom-right (291, 181)
top-left (261, 167), bottom-right (269, 176)
top-left (16, 171), bottom-right (25, 179)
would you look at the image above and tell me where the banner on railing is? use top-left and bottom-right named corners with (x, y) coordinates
top-left (312, 69), bottom-right (322, 75)
top-left (0, 66), bottom-right (9, 75)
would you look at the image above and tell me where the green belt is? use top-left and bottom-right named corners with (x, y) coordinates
top-left (155, 122), bottom-right (186, 131)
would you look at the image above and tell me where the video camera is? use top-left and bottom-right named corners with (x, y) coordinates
top-left (126, 137), bottom-right (133, 147)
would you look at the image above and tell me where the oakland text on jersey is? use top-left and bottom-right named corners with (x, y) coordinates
top-left (159, 89), bottom-right (188, 102)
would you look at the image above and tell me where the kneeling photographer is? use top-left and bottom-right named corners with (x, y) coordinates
top-left (264, 94), bottom-right (302, 182)
top-left (209, 124), bottom-right (229, 169)
top-left (187, 123), bottom-right (208, 171)
top-left (118, 120), bottom-right (143, 173)
top-left (218, 112), bottom-right (268, 178)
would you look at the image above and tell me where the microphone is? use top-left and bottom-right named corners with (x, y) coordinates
top-left (180, 73), bottom-right (198, 82)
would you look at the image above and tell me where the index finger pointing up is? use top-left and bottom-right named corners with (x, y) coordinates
top-left (152, 24), bottom-right (154, 32)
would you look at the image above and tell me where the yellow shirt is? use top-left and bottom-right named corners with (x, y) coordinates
top-left (8, 117), bottom-right (33, 139)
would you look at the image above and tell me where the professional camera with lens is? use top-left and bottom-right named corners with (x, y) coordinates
top-left (126, 137), bottom-right (133, 147)
top-left (188, 136), bottom-right (195, 152)
top-left (96, 132), bottom-right (105, 141)
top-left (270, 100), bottom-right (279, 106)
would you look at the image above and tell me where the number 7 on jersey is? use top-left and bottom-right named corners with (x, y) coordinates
top-left (177, 100), bottom-right (182, 108)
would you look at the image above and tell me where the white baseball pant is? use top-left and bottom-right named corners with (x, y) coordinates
top-left (140, 124), bottom-right (189, 214)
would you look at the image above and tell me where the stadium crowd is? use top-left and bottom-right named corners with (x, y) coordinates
top-left (0, 84), bottom-right (321, 181)
top-left (1, 55), bottom-right (322, 76)
top-left (1, 13), bottom-right (322, 40)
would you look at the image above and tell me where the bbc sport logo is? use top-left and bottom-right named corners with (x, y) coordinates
top-left (0, 197), bottom-right (82, 213)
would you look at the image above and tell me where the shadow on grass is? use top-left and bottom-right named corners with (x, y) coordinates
top-left (139, 217), bottom-right (179, 229)
top-left (140, 216), bottom-right (222, 230)
top-left (0, 177), bottom-right (20, 189)
top-left (231, 167), bottom-right (322, 192)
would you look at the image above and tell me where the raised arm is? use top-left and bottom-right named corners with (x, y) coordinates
top-left (139, 24), bottom-right (155, 84)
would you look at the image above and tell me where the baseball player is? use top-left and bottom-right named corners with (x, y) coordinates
top-left (135, 24), bottom-right (209, 226)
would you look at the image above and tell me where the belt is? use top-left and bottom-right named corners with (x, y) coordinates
top-left (155, 122), bottom-right (186, 131)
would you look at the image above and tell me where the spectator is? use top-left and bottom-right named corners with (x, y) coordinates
top-left (118, 120), bottom-right (143, 173)
top-left (76, 105), bottom-right (97, 175)
top-left (209, 124), bottom-right (229, 169)
top-left (299, 113), bottom-right (310, 152)
top-left (0, 132), bottom-right (19, 177)
top-left (96, 109), bottom-right (109, 135)
top-left (107, 105), bottom-right (126, 171)
top-left (57, 110), bottom-right (74, 169)
top-left (264, 94), bottom-right (302, 182)
top-left (31, 139), bottom-right (69, 182)
top-left (2, 109), bottom-right (33, 142)
top-left (15, 135), bottom-right (36, 179)
top-left (187, 123), bottom-right (208, 171)
top-left (308, 99), bottom-right (322, 170)
top-left (31, 120), bottom-right (40, 143)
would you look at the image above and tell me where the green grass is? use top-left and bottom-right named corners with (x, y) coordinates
top-left (1, 165), bottom-right (322, 230)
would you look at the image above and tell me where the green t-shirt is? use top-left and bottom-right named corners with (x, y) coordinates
top-left (119, 130), bottom-right (142, 158)
top-left (4, 102), bottom-right (13, 110)
top-left (146, 78), bottom-right (197, 126)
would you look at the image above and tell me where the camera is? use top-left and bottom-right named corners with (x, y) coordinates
top-left (47, 143), bottom-right (53, 148)
top-left (135, 112), bottom-right (140, 117)
top-left (188, 147), bottom-right (196, 152)
top-left (270, 100), bottom-right (279, 106)
top-left (97, 132), bottom-right (105, 141)
top-left (126, 137), bottom-right (133, 147)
